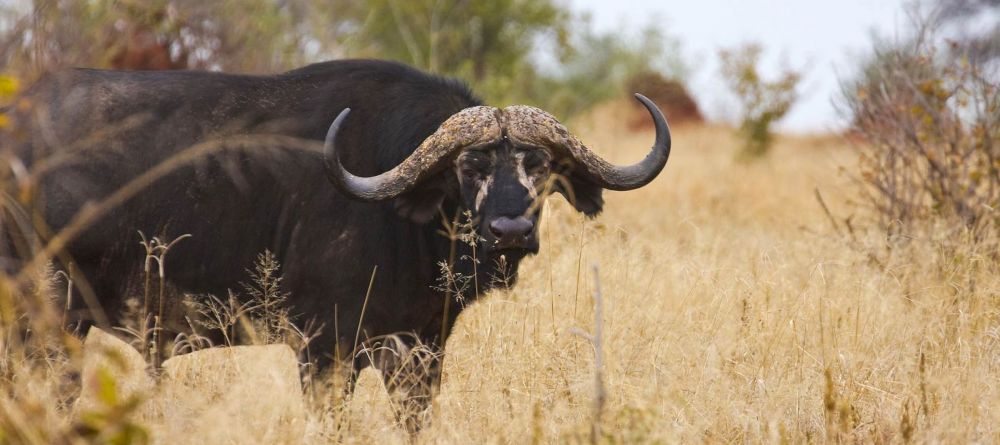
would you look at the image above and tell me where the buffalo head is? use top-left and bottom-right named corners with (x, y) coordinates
top-left (322, 94), bottom-right (671, 271)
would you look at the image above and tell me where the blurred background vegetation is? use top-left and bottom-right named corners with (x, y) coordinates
top-left (718, 43), bottom-right (801, 160)
top-left (839, 0), bottom-right (1000, 248)
top-left (0, 0), bottom-right (696, 120)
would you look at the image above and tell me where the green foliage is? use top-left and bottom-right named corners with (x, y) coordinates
top-left (337, 2), bottom-right (689, 116)
top-left (530, 20), bottom-right (689, 117)
top-left (719, 43), bottom-right (801, 160)
top-left (0, 1), bottom-right (692, 118)
top-left (0, 0), bottom-right (329, 76)
top-left (341, 0), bottom-right (569, 105)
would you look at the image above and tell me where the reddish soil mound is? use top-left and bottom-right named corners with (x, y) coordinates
top-left (626, 72), bottom-right (703, 129)
top-left (109, 28), bottom-right (189, 71)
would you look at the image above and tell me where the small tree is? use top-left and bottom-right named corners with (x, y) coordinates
top-left (538, 20), bottom-right (691, 118)
top-left (719, 43), bottom-right (802, 159)
top-left (840, 14), bottom-right (999, 247)
top-left (0, 0), bottom-right (343, 78)
top-left (343, 0), bottom-right (571, 106)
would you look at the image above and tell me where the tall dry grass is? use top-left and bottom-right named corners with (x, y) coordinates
top-left (402, 106), bottom-right (998, 443)
top-left (316, 103), bottom-right (998, 443)
top-left (2, 101), bottom-right (999, 444)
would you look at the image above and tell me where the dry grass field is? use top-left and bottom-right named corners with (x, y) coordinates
top-left (3, 102), bottom-right (999, 444)
top-left (395, 107), bottom-right (999, 444)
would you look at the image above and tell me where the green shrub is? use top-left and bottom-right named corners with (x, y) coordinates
top-left (718, 43), bottom-right (801, 160)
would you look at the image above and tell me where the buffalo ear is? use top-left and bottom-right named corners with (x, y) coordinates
top-left (556, 174), bottom-right (604, 217)
top-left (393, 175), bottom-right (453, 224)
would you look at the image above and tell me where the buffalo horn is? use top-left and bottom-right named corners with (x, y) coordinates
top-left (501, 93), bottom-right (671, 191)
top-left (324, 106), bottom-right (502, 201)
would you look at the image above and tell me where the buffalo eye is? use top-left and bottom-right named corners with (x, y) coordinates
top-left (459, 154), bottom-right (491, 182)
top-left (520, 151), bottom-right (551, 175)
top-left (461, 167), bottom-right (482, 182)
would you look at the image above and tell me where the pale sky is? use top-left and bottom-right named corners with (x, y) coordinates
top-left (568, 0), bottom-right (911, 132)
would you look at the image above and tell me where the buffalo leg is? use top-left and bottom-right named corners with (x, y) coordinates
top-left (343, 351), bottom-right (371, 396)
top-left (372, 334), bottom-right (443, 434)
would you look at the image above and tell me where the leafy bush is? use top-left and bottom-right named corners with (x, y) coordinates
top-left (719, 43), bottom-right (801, 159)
top-left (340, 0), bottom-right (571, 107)
top-left (0, 1), bottom-right (692, 119)
top-left (840, 18), bottom-right (999, 246)
top-left (531, 19), bottom-right (690, 118)
top-left (0, 0), bottom-right (329, 78)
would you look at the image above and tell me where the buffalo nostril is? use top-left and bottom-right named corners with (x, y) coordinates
top-left (489, 217), bottom-right (534, 242)
top-left (489, 220), bottom-right (504, 238)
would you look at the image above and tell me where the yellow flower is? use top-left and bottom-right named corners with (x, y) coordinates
top-left (0, 76), bottom-right (18, 99)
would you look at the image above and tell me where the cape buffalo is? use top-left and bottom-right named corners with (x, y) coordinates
top-left (4, 59), bottom-right (670, 428)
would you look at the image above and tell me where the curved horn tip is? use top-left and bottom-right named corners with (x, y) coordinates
top-left (633, 93), bottom-right (671, 139)
top-left (323, 107), bottom-right (358, 196)
top-left (325, 108), bottom-right (352, 146)
top-left (633, 94), bottom-right (663, 117)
